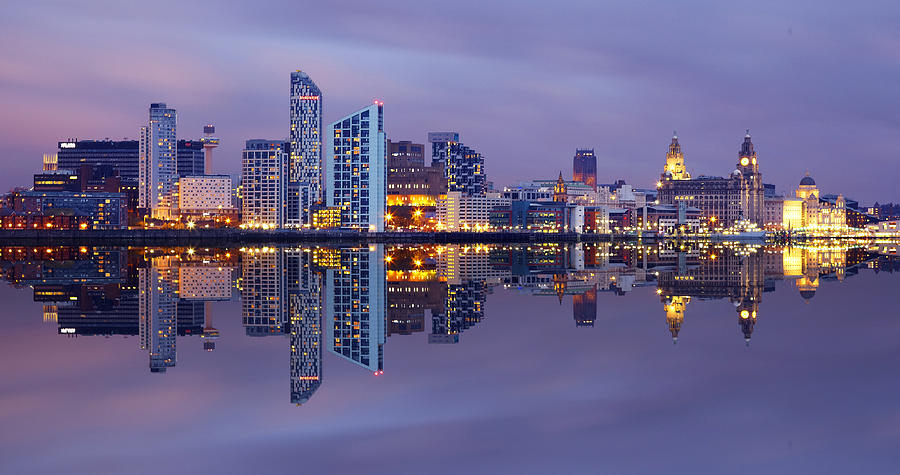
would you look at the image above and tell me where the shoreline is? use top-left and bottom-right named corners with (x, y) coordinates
top-left (0, 229), bottom-right (893, 245)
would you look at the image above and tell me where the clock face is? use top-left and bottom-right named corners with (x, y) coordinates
top-left (740, 157), bottom-right (750, 166)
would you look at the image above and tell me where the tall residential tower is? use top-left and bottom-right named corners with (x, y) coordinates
top-left (139, 103), bottom-right (177, 218)
top-left (289, 71), bottom-right (323, 227)
top-left (326, 102), bottom-right (386, 231)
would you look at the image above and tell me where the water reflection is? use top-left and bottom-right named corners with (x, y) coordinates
top-left (3, 242), bottom-right (897, 405)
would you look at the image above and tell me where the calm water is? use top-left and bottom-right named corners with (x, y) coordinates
top-left (1, 243), bottom-right (899, 474)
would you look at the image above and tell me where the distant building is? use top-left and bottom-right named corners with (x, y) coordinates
top-left (241, 140), bottom-right (288, 228)
top-left (57, 140), bottom-right (140, 180)
top-left (429, 132), bottom-right (485, 197)
top-left (139, 103), bottom-right (178, 218)
top-left (178, 175), bottom-right (235, 218)
top-left (794, 174), bottom-right (846, 230)
top-left (11, 190), bottom-right (128, 229)
top-left (326, 103), bottom-right (386, 231)
top-left (573, 149), bottom-right (597, 189)
top-left (43, 153), bottom-right (58, 172)
top-left (437, 191), bottom-right (510, 231)
top-left (289, 71), bottom-right (323, 227)
top-left (176, 139), bottom-right (205, 177)
top-left (387, 140), bottom-right (425, 166)
top-left (201, 124), bottom-right (219, 173)
top-left (657, 132), bottom-right (765, 227)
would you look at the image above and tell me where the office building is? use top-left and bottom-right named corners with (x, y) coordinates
top-left (57, 140), bottom-right (140, 180)
top-left (139, 103), bottom-right (178, 218)
top-left (11, 190), bottom-right (128, 229)
top-left (326, 103), bottom-right (386, 231)
top-left (241, 139), bottom-right (288, 228)
top-left (289, 71), bottom-right (323, 227)
top-left (657, 132), bottom-right (765, 227)
top-left (573, 149), bottom-right (597, 189)
top-left (429, 132), bottom-right (485, 197)
top-left (43, 153), bottom-right (58, 172)
top-left (176, 139), bottom-right (205, 177)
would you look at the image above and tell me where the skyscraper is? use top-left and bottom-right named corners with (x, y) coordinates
top-left (139, 103), bottom-right (177, 218)
top-left (241, 139), bottom-right (288, 228)
top-left (572, 149), bottom-right (597, 189)
top-left (429, 132), bottom-right (485, 197)
top-left (289, 71), bottom-right (323, 227)
top-left (286, 249), bottom-right (323, 405)
top-left (326, 102), bottom-right (386, 231)
top-left (325, 246), bottom-right (385, 373)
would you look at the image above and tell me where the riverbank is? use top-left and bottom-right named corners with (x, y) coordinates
top-left (0, 228), bottom-right (626, 245)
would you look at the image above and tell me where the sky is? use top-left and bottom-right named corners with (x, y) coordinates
top-left (1, 0), bottom-right (898, 204)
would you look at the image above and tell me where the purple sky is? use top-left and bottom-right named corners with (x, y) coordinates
top-left (1, 1), bottom-right (898, 203)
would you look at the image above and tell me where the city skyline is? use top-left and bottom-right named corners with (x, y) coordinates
top-left (2, 2), bottom-right (899, 203)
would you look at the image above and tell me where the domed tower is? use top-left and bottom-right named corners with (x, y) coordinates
top-left (663, 295), bottom-right (690, 344)
top-left (663, 132), bottom-right (690, 181)
top-left (796, 173), bottom-right (818, 200)
top-left (553, 172), bottom-right (568, 203)
top-left (736, 301), bottom-right (758, 346)
top-left (736, 131), bottom-right (764, 226)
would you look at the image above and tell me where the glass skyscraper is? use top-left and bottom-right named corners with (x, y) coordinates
top-left (139, 103), bottom-right (177, 218)
top-left (326, 103), bottom-right (386, 231)
top-left (289, 71), bottom-right (323, 227)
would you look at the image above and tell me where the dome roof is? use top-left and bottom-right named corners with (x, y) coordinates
top-left (800, 175), bottom-right (816, 186)
top-left (799, 289), bottom-right (816, 300)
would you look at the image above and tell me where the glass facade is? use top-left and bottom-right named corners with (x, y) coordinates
top-left (289, 71), bottom-right (323, 227)
top-left (326, 104), bottom-right (386, 231)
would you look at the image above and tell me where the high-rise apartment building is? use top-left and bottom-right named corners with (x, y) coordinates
top-left (286, 249), bottom-right (323, 404)
top-left (326, 103), bottom-right (386, 231)
top-left (325, 246), bottom-right (385, 372)
top-left (139, 103), bottom-right (177, 218)
top-left (429, 132), bottom-right (485, 197)
top-left (572, 149), bottom-right (597, 189)
top-left (289, 71), bottom-right (323, 227)
top-left (241, 139), bottom-right (288, 228)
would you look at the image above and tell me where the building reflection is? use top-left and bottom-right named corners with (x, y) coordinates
top-left (0, 241), bottom-right (893, 405)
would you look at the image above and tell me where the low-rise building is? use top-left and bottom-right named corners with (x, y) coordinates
top-left (178, 175), bottom-right (236, 220)
top-left (437, 191), bottom-right (509, 231)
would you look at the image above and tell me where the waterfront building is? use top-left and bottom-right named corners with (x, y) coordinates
top-left (324, 246), bottom-right (386, 372)
top-left (11, 190), bottom-right (128, 229)
top-left (178, 175), bottom-right (235, 219)
top-left (57, 140), bottom-right (140, 180)
top-left (795, 174), bottom-right (846, 231)
top-left (657, 132), bottom-right (765, 228)
top-left (241, 248), bottom-right (286, 336)
top-left (437, 191), bottom-right (510, 231)
top-left (386, 139), bottom-right (445, 229)
top-left (288, 71), bottom-right (323, 227)
top-left (325, 103), bottom-right (386, 231)
top-left (176, 139), bottom-right (205, 177)
top-left (139, 103), bottom-right (178, 218)
top-left (241, 140), bottom-right (288, 228)
top-left (661, 133), bottom-right (690, 181)
top-left (139, 258), bottom-right (178, 373)
top-left (285, 249), bottom-right (323, 404)
top-left (429, 132), bottom-right (485, 197)
top-left (633, 203), bottom-right (703, 235)
top-left (573, 149), bottom-right (597, 189)
top-left (178, 265), bottom-right (233, 300)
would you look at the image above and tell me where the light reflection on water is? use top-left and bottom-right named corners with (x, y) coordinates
top-left (1, 242), bottom-right (899, 474)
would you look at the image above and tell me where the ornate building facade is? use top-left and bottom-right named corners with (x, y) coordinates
top-left (657, 132), bottom-right (765, 228)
